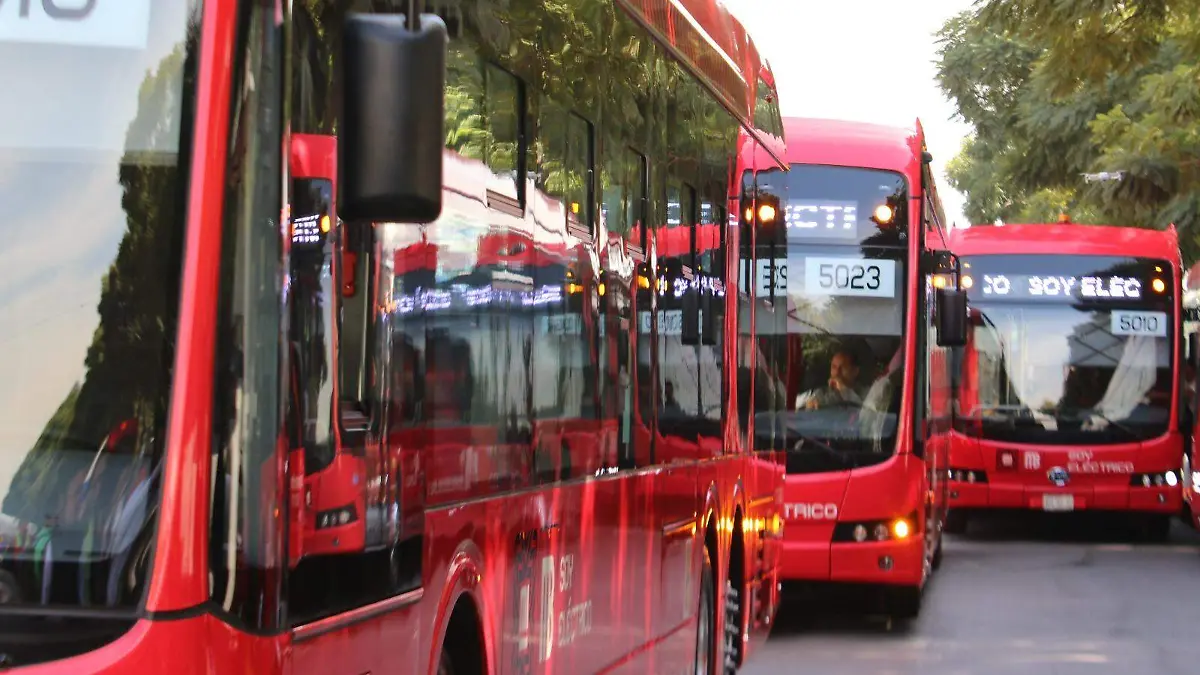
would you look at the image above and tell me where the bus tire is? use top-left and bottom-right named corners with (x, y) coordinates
top-left (722, 578), bottom-right (741, 674)
top-left (889, 585), bottom-right (922, 621)
top-left (943, 510), bottom-right (968, 535)
top-left (695, 553), bottom-right (716, 675)
top-left (931, 531), bottom-right (944, 571)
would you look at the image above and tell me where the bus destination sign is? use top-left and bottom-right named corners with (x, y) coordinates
top-left (976, 273), bottom-right (1147, 302)
top-left (291, 214), bottom-right (323, 245)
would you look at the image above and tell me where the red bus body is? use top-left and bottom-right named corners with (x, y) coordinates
top-left (945, 224), bottom-right (1185, 537)
top-left (0, 0), bottom-right (788, 672)
top-left (741, 118), bottom-right (954, 617)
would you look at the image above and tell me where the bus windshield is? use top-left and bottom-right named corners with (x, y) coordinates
top-left (0, 0), bottom-right (197, 630)
top-left (752, 165), bottom-right (909, 473)
top-left (958, 254), bottom-right (1174, 445)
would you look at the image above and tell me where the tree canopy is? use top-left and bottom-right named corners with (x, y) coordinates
top-left (936, 0), bottom-right (1200, 261)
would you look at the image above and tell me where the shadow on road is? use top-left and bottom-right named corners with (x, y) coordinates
top-left (767, 511), bottom-right (1200, 641)
top-left (950, 510), bottom-right (1200, 546)
top-left (770, 583), bottom-right (922, 638)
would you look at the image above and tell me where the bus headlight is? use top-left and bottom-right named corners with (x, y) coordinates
top-left (833, 512), bottom-right (919, 543)
top-left (1131, 471), bottom-right (1178, 488)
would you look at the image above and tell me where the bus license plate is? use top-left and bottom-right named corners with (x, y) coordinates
top-left (1042, 494), bottom-right (1075, 512)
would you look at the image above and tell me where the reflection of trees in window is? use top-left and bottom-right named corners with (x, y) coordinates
top-left (604, 10), bottom-right (651, 146)
top-left (444, 41), bottom-right (485, 158)
top-left (483, 64), bottom-right (522, 200)
top-left (442, 46), bottom-right (524, 202)
top-left (536, 103), bottom-right (592, 227)
top-left (601, 146), bottom-right (646, 238)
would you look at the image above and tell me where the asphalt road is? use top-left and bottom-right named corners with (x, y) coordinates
top-left (745, 513), bottom-right (1200, 674)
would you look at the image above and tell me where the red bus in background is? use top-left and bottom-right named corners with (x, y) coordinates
top-left (945, 223), bottom-right (1186, 540)
top-left (0, 0), bottom-right (787, 672)
top-left (739, 117), bottom-right (965, 620)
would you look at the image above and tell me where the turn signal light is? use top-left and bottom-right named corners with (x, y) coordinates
top-left (758, 203), bottom-right (777, 224)
top-left (891, 519), bottom-right (911, 539)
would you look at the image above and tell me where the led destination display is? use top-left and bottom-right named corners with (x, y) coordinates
top-left (976, 273), bottom-right (1144, 301)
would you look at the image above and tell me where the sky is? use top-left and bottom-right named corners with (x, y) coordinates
top-left (722, 0), bottom-right (977, 229)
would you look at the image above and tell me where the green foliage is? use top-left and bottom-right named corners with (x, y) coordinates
top-left (936, 0), bottom-right (1200, 260)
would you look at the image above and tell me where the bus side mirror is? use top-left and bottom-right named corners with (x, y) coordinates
top-left (921, 249), bottom-right (954, 275)
top-left (339, 13), bottom-right (447, 224)
top-left (935, 287), bottom-right (967, 347)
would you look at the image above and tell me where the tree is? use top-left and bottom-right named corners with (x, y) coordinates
top-left (936, 0), bottom-right (1200, 260)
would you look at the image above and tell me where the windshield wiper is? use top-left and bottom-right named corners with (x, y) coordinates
top-left (789, 434), bottom-right (853, 468)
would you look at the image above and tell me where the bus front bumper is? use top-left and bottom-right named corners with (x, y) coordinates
top-left (781, 531), bottom-right (925, 587)
top-left (949, 479), bottom-right (1182, 514)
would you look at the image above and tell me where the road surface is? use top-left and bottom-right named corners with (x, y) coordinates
top-left (746, 513), bottom-right (1200, 674)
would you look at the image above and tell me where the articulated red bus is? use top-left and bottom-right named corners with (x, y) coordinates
top-left (740, 117), bottom-right (965, 619)
top-left (945, 223), bottom-right (1185, 540)
top-left (0, 0), bottom-right (788, 672)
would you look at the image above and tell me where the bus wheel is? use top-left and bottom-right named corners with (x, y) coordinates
top-left (694, 554), bottom-right (716, 675)
top-left (944, 510), bottom-right (968, 535)
top-left (889, 585), bottom-right (922, 621)
top-left (722, 578), bottom-right (741, 674)
top-left (931, 532), bottom-right (944, 571)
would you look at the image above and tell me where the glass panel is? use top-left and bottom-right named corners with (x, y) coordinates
top-left (484, 64), bottom-right (521, 201)
top-left (289, 178), bottom-right (337, 474)
top-left (752, 165), bottom-right (909, 473)
top-left (0, 0), bottom-right (196, 625)
top-left (958, 254), bottom-right (1174, 445)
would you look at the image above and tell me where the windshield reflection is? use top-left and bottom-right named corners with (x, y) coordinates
top-left (750, 164), bottom-right (909, 473)
top-left (0, 1), bottom-right (197, 623)
top-left (958, 304), bottom-right (1171, 444)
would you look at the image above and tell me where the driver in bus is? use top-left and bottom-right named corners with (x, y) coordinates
top-left (795, 349), bottom-right (867, 410)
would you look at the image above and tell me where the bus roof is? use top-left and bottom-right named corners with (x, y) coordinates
top-left (621, 0), bottom-right (786, 164)
top-left (947, 223), bottom-right (1180, 263)
top-left (780, 116), bottom-right (924, 173)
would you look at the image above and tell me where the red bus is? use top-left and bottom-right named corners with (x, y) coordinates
top-left (0, 0), bottom-right (788, 672)
top-left (945, 223), bottom-right (1185, 541)
top-left (741, 117), bottom-right (965, 619)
